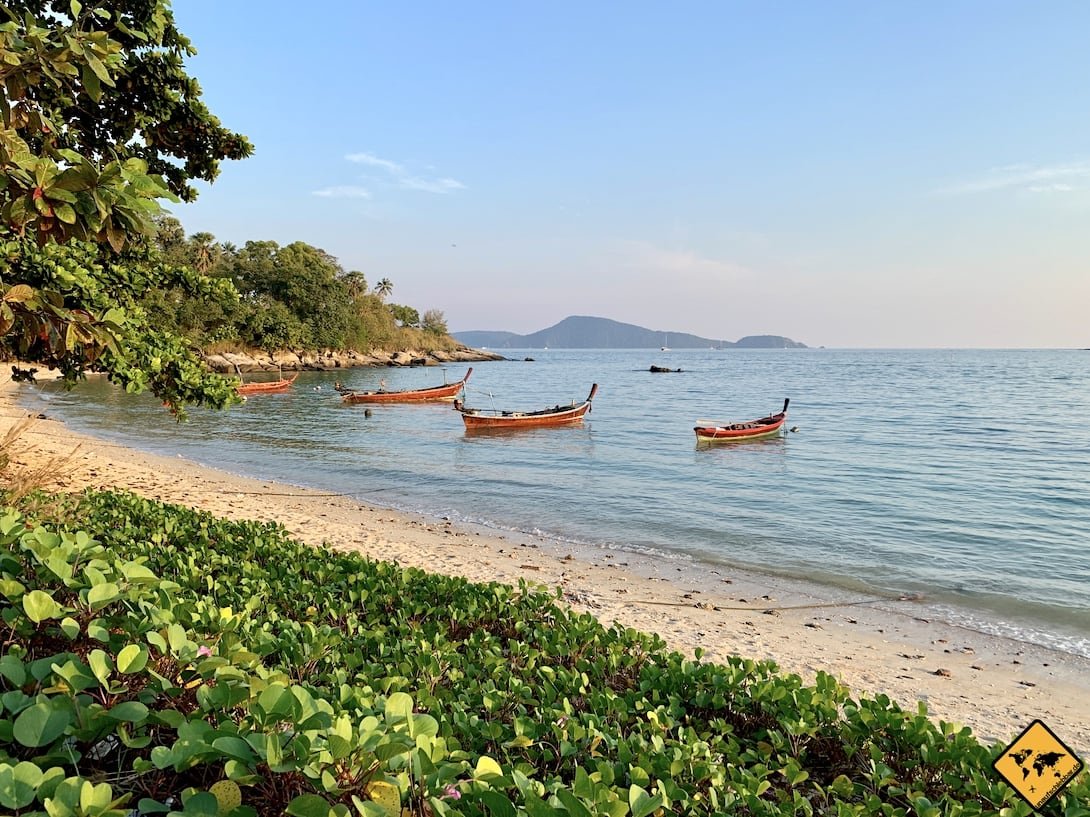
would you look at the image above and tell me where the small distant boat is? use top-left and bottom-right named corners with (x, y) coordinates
top-left (661, 333), bottom-right (670, 352)
top-left (455, 384), bottom-right (598, 429)
top-left (342, 368), bottom-right (472, 404)
top-left (694, 399), bottom-right (789, 443)
top-left (236, 372), bottom-right (298, 396)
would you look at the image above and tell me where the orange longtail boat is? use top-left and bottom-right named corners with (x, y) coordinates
top-left (235, 372), bottom-right (298, 396)
top-left (454, 384), bottom-right (598, 430)
top-left (694, 399), bottom-right (789, 443)
top-left (342, 368), bottom-right (472, 404)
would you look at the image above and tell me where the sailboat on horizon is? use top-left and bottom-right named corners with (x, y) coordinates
top-left (660, 333), bottom-right (670, 351)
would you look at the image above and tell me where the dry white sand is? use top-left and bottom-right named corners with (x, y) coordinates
top-left (3, 369), bottom-right (1087, 752)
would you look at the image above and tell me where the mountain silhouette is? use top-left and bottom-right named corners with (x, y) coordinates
top-left (455, 315), bottom-right (805, 349)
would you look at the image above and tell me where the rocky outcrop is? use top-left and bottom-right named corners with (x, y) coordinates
top-left (204, 346), bottom-right (504, 373)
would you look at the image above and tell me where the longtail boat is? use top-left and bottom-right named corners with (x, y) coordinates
top-left (342, 368), bottom-right (472, 404)
top-left (454, 384), bottom-right (598, 429)
top-left (694, 399), bottom-right (789, 443)
top-left (236, 372), bottom-right (298, 396)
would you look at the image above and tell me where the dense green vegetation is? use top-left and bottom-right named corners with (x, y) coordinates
top-left (0, 0), bottom-right (455, 415)
top-left (0, 0), bottom-right (250, 413)
top-left (144, 218), bottom-right (454, 355)
top-left (2, 488), bottom-right (1084, 816)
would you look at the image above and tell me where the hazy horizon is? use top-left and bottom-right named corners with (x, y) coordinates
top-left (172, 2), bottom-right (1090, 349)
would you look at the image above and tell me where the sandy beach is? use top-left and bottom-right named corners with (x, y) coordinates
top-left (3, 370), bottom-right (1088, 753)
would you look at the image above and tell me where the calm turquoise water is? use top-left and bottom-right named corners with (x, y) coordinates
top-left (29, 349), bottom-right (1090, 656)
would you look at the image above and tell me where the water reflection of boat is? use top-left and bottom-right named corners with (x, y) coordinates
top-left (694, 399), bottom-right (789, 443)
top-left (455, 384), bottom-right (598, 429)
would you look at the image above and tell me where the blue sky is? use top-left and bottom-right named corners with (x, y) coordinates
top-left (171, 2), bottom-right (1090, 348)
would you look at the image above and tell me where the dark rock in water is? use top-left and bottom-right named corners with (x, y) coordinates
top-left (524, 357), bottom-right (535, 362)
top-left (649, 365), bottom-right (682, 373)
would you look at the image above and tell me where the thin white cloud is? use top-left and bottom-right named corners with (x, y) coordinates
top-left (340, 151), bottom-right (465, 195)
top-left (345, 152), bottom-right (404, 174)
top-left (1028, 183), bottom-right (1074, 193)
top-left (312, 185), bottom-right (371, 198)
top-left (937, 161), bottom-right (1090, 195)
top-left (399, 176), bottom-right (465, 194)
top-left (620, 240), bottom-right (751, 281)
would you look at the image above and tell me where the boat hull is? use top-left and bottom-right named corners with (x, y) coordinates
top-left (457, 384), bottom-right (597, 429)
top-left (693, 399), bottom-right (789, 443)
top-left (342, 368), bottom-right (472, 404)
top-left (236, 373), bottom-right (298, 395)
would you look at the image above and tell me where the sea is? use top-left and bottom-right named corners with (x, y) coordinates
top-left (25, 348), bottom-right (1090, 658)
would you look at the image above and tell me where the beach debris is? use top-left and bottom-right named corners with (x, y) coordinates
top-left (519, 564), bottom-right (540, 571)
top-left (763, 609), bottom-right (780, 617)
top-left (805, 622), bottom-right (823, 629)
top-left (933, 668), bottom-right (952, 677)
top-left (971, 665), bottom-right (984, 671)
top-left (899, 653), bottom-right (925, 659)
top-left (1019, 680), bottom-right (1036, 687)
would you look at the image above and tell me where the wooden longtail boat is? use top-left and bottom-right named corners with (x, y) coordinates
top-left (454, 384), bottom-right (598, 429)
top-left (342, 368), bottom-right (472, 404)
top-left (235, 372), bottom-right (299, 396)
top-left (694, 399), bottom-right (789, 443)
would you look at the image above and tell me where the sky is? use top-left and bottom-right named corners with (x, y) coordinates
top-left (170, 2), bottom-right (1090, 348)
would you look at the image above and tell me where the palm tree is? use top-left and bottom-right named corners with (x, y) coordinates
top-left (342, 271), bottom-right (367, 300)
top-left (189, 232), bottom-right (219, 273)
top-left (375, 278), bottom-right (393, 300)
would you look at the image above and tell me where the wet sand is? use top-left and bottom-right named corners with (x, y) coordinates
top-left (3, 370), bottom-right (1088, 751)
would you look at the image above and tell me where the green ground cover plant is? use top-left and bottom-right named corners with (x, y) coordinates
top-left (1, 489), bottom-right (1086, 816)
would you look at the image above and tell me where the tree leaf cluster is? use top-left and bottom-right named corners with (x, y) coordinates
top-left (145, 218), bottom-right (455, 354)
top-left (1, 488), bottom-right (1083, 816)
top-left (0, 0), bottom-right (250, 414)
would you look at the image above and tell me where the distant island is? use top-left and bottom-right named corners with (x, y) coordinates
top-left (455, 315), bottom-right (806, 349)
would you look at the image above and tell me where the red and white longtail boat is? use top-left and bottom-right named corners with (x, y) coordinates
top-left (235, 372), bottom-right (298, 396)
top-left (454, 384), bottom-right (598, 429)
top-left (694, 399), bottom-right (789, 443)
top-left (342, 368), bottom-right (472, 404)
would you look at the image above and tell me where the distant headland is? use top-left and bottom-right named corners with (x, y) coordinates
top-left (454, 315), bottom-right (806, 349)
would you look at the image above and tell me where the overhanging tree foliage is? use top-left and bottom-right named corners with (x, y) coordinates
top-left (0, 0), bottom-right (252, 414)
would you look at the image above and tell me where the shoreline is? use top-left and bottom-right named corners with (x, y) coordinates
top-left (3, 373), bottom-right (1089, 752)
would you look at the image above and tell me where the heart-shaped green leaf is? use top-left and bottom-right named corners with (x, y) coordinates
top-left (13, 700), bottom-right (72, 747)
top-left (22, 590), bottom-right (60, 623)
